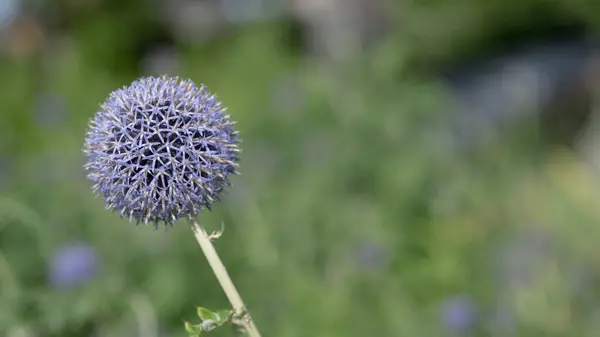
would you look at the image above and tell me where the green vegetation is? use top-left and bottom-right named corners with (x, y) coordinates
top-left (2, 1), bottom-right (600, 336)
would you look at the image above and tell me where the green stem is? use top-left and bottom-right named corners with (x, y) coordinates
top-left (190, 220), bottom-right (262, 337)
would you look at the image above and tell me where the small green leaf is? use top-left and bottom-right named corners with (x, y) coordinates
top-left (196, 306), bottom-right (219, 321)
top-left (215, 309), bottom-right (233, 325)
top-left (184, 321), bottom-right (202, 336)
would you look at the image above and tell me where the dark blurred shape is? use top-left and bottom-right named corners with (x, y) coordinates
top-left (439, 294), bottom-right (478, 334)
top-left (443, 38), bottom-right (600, 150)
top-left (45, 0), bottom-right (175, 76)
top-left (48, 242), bottom-right (100, 289)
top-left (277, 18), bottom-right (304, 55)
top-left (131, 28), bottom-right (176, 78)
top-left (139, 44), bottom-right (179, 76)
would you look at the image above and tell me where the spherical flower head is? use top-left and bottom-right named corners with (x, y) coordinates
top-left (48, 242), bottom-right (100, 289)
top-left (84, 76), bottom-right (240, 226)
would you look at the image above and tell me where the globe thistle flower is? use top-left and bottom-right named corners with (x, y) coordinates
top-left (84, 76), bottom-right (240, 227)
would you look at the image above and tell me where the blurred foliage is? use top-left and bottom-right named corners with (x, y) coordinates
top-left (2, 0), bottom-right (600, 336)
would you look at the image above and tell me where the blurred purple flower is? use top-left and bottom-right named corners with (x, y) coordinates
top-left (440, 295), bottom-right (477, 334)
top-left (48, 242), bottom-right (100, 288)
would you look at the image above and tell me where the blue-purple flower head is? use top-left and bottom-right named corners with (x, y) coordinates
top-left (49, 242), bottom-right (99, 288)
top-left (84, 76), bottom-right (240, 227)
top-left (440, 294), bottom-right (478, 334)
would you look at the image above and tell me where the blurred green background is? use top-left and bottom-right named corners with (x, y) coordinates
top-left (4, 0), bottom-right (600, 336)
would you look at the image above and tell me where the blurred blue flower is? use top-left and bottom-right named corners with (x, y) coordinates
top-left (440, 295), bottom-right (477, 334)
top-left (48, 242), bottom-right (100, 288)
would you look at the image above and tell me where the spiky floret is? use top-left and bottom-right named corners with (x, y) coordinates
top-left (83, 76), bottom-right (240, 227)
